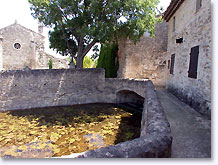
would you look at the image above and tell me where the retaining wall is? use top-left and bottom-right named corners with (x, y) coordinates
top-left (0, 69), bottom-right (172, 158)
top-left (0, 69), bottom-right (148, 111)
top-left (64, 81), bottom-right (172, 158)
top-left (0, 69), bottom-right (105, 110)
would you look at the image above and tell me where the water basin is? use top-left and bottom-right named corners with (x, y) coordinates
top-left (0, 103), bottom-right (141, 158)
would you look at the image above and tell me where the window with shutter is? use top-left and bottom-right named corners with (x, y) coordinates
top-left (188, 46), bottom-right (199, 79)
top-left (170, 54), bottom-right (175, 74)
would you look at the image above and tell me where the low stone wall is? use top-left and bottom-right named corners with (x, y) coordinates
top-left (63, 81), bottom-right (172, 158)
top-left (0, 69), bottom-right (148, 111)
top-left (0, 69), bottom-right (106, 111)
top-left (167, 85), bottom-right (211, 119)
top-left (0, 69), bottom-right (172, 158)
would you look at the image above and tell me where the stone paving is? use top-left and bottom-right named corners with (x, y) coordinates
top-left (156, 88), bottom-right (211, 158)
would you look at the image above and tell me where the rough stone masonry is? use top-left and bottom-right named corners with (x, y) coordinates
top-left (164, 0), bottom-right (211, 119)
top-left (118, 21), bottom-right (169, 87)
top-left (0, 68), bottom-right (172, 158)
top-left (118, 0), bottom-right (211, 119)
top-left (0, 22), bottom-right (68, 70)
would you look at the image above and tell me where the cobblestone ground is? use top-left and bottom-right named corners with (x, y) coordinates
top-left (156, 88), bottom-right (211, 158)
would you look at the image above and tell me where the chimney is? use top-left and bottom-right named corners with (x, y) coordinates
top-left (38, 22), bottom-right (44, 34)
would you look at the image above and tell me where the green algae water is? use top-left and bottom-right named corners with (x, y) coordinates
top-left (0, 103), bottom-right (141, 158)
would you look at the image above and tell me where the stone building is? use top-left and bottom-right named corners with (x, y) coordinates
top-left (0, 21), bottom-right (68, 70)
top-left (117, 21), bottom-right (169, 87)
top-left (118, 0), bottom-right (211, 118)
top-left (163, 0), bottom-right (211, 118)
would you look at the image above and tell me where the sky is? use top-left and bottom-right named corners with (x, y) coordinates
top-left (0, 0), bottom-right (172, 57)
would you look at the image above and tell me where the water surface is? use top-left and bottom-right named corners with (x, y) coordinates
top-left (0, 103), bottom-right (141, 158)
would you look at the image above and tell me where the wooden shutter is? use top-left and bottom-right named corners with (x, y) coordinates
top-left (188, 46), bottom-right (199, 79)
top-left (170, 54), bottom-right (175, 74)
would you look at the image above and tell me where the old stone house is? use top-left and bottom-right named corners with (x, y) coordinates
top-left (118, 0), bottom-right (211, 118)
top-left (163, 0), bottom-right (211, 118)
top-left (0, 21), bottom-right (68, 70)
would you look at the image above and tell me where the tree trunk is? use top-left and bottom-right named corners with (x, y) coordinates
top-left (76, 37), bottom-right (96, 69)
top-left (76, 53), bottom-right (84, 69)
top-left (76, 37), bottom-right (84, 69)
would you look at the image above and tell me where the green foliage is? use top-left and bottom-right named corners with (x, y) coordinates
top-left (48, 58), bottom-right (53, 69)
top-left (90, 44), bottom-right (100, 60)
top-left (83, 56), bottom-right (97, 68)
top-left (49, 28), bottom-right (77, 56)
top-left (97, 43), bottom-right (119, 78)
top-left (28, 0), bottom-right (161, 68)
top-left (69, 57), bottom-right (77, 66)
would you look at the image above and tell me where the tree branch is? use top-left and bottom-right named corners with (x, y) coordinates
top-left (82, 40), bottom-right (96, 57)
top-left (59, 24), bottom-right (77, 59)
top-left (55, 3), bottom-right (68, 22)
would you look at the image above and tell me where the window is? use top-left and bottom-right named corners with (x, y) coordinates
top-left (188, 46), bottom-right (199, 79)
top-left (14, 43), bottom-right (21, 50)
top-left (196, 0), bottom-right (202, 12)
top-left (170, 54), bottom-right (175, 74)
top-left (176, 37), bottom-right (183, 44)
top-left (172, 17), bottom-right (176, 32)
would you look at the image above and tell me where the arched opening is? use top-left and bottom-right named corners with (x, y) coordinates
top-left (116, 90), bottom-right (145, 112)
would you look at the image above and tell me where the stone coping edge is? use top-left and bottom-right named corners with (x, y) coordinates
top-left (61, 80), bottom-right (172, 158)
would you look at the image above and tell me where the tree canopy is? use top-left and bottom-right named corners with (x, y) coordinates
top-left (28, 0), bottom-right (161, 68)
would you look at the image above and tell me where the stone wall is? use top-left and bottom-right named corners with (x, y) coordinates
top-left (0, 69), bottom-right (147, 111)
top-left (117, 21), bottom-right (168, 87)
top-left (0, 69), bottom-right (172, 158)
top-left (0, 36), bottom-right (2, 70)
top-left (0, 69), bottom-right (104, 111)
top-left (37, 53), bottom-right (69, 69)
top-left (166, 0), bottom-right (211, 118)
top-left (62, 81), bottom-right (172, 158)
